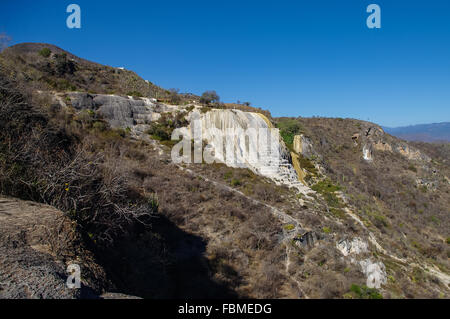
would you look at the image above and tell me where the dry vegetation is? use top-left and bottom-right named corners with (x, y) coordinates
top-left (0, 43), bottom-right (174, 99)
top-left (1, 43), bottom-right (448, 299)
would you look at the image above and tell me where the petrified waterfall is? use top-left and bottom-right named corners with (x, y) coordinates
top-left (187, 109), bottom-right (309, 193)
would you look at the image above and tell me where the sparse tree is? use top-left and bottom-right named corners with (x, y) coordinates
top-left (200, 90), bottom-right (220, 105)
top-left (39, 47), bottom-right (52, 58)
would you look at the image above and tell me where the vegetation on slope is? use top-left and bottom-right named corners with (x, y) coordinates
top-left (1, 43), bottom-right (448, 299)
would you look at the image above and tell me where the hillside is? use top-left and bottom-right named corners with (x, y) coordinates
top-left (0, 43), bottom-right (448, 299)
top-left (383, 122), bottom-right (450, 143)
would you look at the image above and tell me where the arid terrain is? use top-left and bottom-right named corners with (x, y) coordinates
top-left (0, 43), bottom-right (448, 299)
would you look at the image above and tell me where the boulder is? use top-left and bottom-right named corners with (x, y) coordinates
top-left (0, 196), bottom-right (107, 299)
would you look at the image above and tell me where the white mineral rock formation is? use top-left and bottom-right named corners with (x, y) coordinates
top-left (336, 237), bottom-right (368, 256)
top-left (187, 109), bottom-right (310, 194)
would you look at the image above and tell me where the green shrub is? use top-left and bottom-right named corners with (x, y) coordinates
top-left (54, 53), bottom-right (76, 76)
top-left (39, 48), bottom-right (51, 58)
top-left (147, 112), bottom-right (188, 141)
top-left (200, 106), bottom-right (212, 113)
top-left (349, 284), bottom-right (383, 299)
top-left (330, 208), bottom-right (346, 219)
top-left (46, 78), bottom-right (77, 91)
top-left (370, 213), bottom-right (389, 228)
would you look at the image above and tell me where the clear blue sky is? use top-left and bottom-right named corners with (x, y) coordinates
top-left (1, 0), bottom-right (449, 127)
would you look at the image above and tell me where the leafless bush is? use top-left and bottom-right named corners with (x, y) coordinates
top-left (0, 71), bottom-right (157, 245)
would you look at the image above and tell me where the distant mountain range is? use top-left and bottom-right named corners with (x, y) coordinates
top-left (383, 122), bottom-right (450, 143)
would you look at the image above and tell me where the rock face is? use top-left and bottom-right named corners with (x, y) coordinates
top-left (295, 231), bottom-right (321, 248)
top-left (0, 196), bottom-right (106, 299)
top-left (336, 237), bottom-right (386, 289)
top-left (186, 109), bottom-right (310, 194)
top-left (68, 92), bottom-right (163, 130)
top-left (61, 93), bottom-right (312, 193)
top-left (293, 134), bottom-right (314, 158)
top-left (336, 237), bottom-right (368, 256)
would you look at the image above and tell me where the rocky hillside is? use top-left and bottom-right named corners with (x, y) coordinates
top-left (0, 43), bottom-right (448, 299)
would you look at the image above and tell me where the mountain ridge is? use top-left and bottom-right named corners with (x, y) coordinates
top-left (0, 42), bottom-right (448, 299)
top-left (383, 122), bottom-right (450, 143)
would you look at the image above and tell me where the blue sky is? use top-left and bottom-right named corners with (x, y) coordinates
top-left (1, 0), bottom-right (449, 127)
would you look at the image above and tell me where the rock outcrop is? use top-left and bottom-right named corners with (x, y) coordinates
top-left (353, 124), bottom-right (430, 162)
top-left (186, 109), bottom-right (310, 194)
top-left (336, 237), bottom-right (369, 256)
top-left (293, 134), bottom-right (314, 158)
